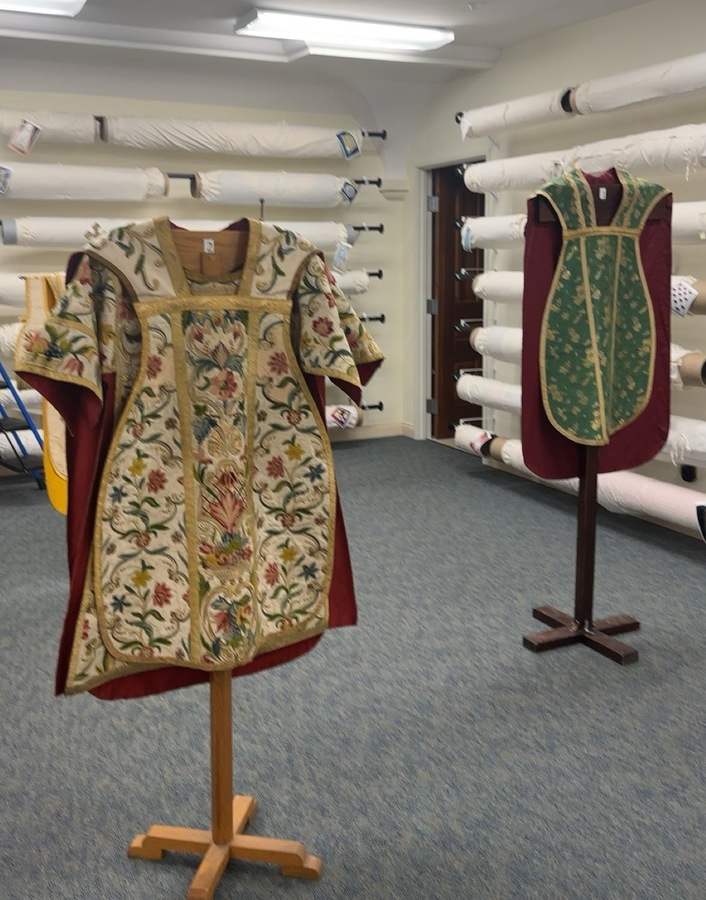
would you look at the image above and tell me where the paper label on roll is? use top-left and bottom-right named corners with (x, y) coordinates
top-left (0, 167), bottom-right (11, 195)
top-left (8, 120), bottom-right (42, 156)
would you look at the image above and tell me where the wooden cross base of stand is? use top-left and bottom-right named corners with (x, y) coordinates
top-left (127, 671), bottom-right (321, 899)
top-left (129, 794), bottom-right (321, 899)
top-left (523, 604), bottom-right (640, 665)
top-left (522, 446), bottom-right (641, 667)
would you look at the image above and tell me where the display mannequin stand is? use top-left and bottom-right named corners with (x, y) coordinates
top-left (523, 445), bottom-right (640, 664)
top-left (128, 671), bottom-right (321, 899)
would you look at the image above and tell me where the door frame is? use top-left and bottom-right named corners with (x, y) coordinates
top-left (416, 156), bottom-right (486, 440)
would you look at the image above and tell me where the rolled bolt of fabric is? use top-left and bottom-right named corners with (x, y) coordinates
top-left (332, 269), bottom-right (370, 295)
top-left (0, 273), bottom-right (23, 308)
top-left (461, 214), bottom-right (527, 250)
top-left (325, 405), bottom-right (361, 429)
top-left (671, 344), bottom-right (706, 388)
top-left (102, 116), bottom-right (363, 159)
top-left (456, 373), bottom-right (521, 414)
top-left (0, 162), bottom-right (167, 202)
top-left (472, 270), bottom-right (524, 304)
top-left (469, 326), bottom-right (522, 365)
top-left (193, 170), bottom-right (358, 207)
top-left (458, 88), bottom-right (572, 139)
top-left (464, 151), bottom-right (563, 193)
top-left (453, 423), bottom-right (495, 456)
top-left (0, 109), bottom-right (97, 146)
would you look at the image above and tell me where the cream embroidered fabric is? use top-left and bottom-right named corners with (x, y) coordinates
top-left (103, 116), bottom-right (363, 159)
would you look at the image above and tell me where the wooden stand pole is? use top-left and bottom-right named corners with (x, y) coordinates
top-left (522, 446), bottom-right (640, 665)
top-left (128, 671), bottom-right (322, 899)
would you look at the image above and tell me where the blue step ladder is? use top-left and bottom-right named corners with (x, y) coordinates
top-left (0, 359), bottom-right (44, 489)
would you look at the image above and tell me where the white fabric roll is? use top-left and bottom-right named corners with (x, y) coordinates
top-left (461, 214), bottom-right (527, 250)
top-left (0, 428), bottom-right (42, 458)
top-left (454, 423), bottom-right (495, 456)
top-left (0, 162), bottom-right (167, 202)
top-left (658, 415), bottom-right (706, 467)
top-left (496, 437), bottom-right (704, 536)
top-left (0, 273), bottom-right (23, 307)
top-left (0, 109), bottom-right (96, 145)
top-left (194, 170), bottom-right (357, 207)
top-left (459, 89), bottom-right (570, 139)
top-left (464, 152), bottom-right (563, 194)
top-left (573, 52), bottom-right (706, 116)
top-left (671, 202), bottom-right (706, 243)
top-left (103, 117), bottom-right (363, 159)
top-left (333, 269), bottom-right (370, 295)
top-left (0, 321), bottom-right (21, 362)
top-left (457, 374), bottom-right (521, 414)
top-left (470, 326), bottom-right (522, 365)
top-left (464, 123), bottom-right (706, 193)
top-left (1, 217), bottom-right (349, 252)
top-left (0, 386), bottom-right (42, 417)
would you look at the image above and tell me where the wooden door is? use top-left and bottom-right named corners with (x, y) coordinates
top-left (430, 164), bottom-right (485, 439)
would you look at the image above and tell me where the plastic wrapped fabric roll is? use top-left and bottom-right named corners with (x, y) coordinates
top-left (470, 326), bottom-right (522, 365)
top-left (572, 52), bottom-right (706, 116)
top-left (456, 374), bottom-right (521, 414)
top-left (454, 423), bottom-right (495, 456)
top-left (496, 437), bottom-right (705, 537)
top-left (0, 109), bottom-right (97, 146)
top-left (332, 269), bottom-right (370, 295)
top-left (473, 271), bottom-right (524, 304)
top-left (0, 273), bottom-right (23, 307)
top-left (461, 214), bottom-right (527, 250)
top-left (459, 89), bottom-right (571, 139)
top-left (464, 152), bottom-right (563, 194)
top-left (464, 124), bottom-right (706, 193)
top-left (0, 162), bottom-right (167, 202)
top-left (194, 170), bottom-right (357, 207)
top-left (102, 117), bottom-right (363, 159)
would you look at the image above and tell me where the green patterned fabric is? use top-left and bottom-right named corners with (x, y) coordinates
top-left (538, 168), bottom-right (667, 446)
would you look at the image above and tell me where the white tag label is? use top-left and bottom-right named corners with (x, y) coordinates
top-left (332, 241), bottom-right (352, 271)
top-left (598, 186), bottom-right (607, 200)
top-left (0, 166), bottom-right (11, 195)
top-left (203, 238), bottom-right (215, 254)
top-left (8, 119), bottom-right (42, 156)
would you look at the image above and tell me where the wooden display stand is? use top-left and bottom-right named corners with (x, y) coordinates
top-left (523, 445), bottom-right (640, 665)
top-left (128, 671), bottom-right (321, 899)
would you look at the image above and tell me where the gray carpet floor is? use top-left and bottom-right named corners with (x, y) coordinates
top-left (1, 436), bottom-right (705, 899)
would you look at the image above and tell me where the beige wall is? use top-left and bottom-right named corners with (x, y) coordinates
top-left (408, 0), bottom-right (706, 495)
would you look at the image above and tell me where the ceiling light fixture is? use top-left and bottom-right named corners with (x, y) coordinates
top-left (235, 8), bottom-right (454, 54)
top-left (0, 0), bottom-right (87, 15)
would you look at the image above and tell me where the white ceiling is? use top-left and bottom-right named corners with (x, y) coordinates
top-left (0, 0), bottom-right (649, 72)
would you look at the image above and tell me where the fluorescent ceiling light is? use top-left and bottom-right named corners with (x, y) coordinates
top-left (235, 9), bottom-right (454, 53)
top-left (0, 0), bottom-right (86, 15)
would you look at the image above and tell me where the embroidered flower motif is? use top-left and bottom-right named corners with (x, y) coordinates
top-left (211, 369), bottom-right (238, 399)
top-left (165, 417), bottom-right (178, 430)
top-left (146, 355), bottom-right (162, 378)
top-left (265, 562), bottom-right (280, 586)
top-left (280, 545), bottom-right (297, 563)
top-left (216, 468), bottom-right (240, 493)
top-left (285, 442), bottom-right (304, 462)
top-left (305, 463), bottom-right (324, 483)
top-left (285, 410), bottom-right (303, 426)
top-left (277, 512), bottom-right (297, 528)
top-left (153, 582), bottom-right (172, 607)
top-left (129, 457), bottom-right (146, 477)
top-left (206, 492), bottom-right (246, 532)
top-left (267, 456), bottom-right (285, 479)
top-left (81, 618), bottom-right (90, 640)
top-left (24, 332), bottom-right (49, 355)
top-left (131, 568), bottom-right (151, 588)
top-left (302, 563), bottom-right (318, 581)
top-left (111, 595), bottom-right (130, 613)
top-left (269, 352), bottom-right (289, 375)
top-left (65, 357), bottom-right (84, 376)
top-left (312, 317), bottom-right (334, 337)
top-left (147, 468), bottom-right (167, 493)
top-left (110, 485), bottom-right (127, 503)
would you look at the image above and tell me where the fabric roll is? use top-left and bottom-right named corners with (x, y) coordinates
top-left (456, 374), bottom-right (521, 414)
top-left (0, 427), bottom-right (41, 458)
top-left (473, 270), bottom-right (524, 304)
top-left (194, 170), bottom-right (357, 207)
top-left (0, 321), bottom-right (21, 364)
top-left (454, 423), bottom-right (495, 456)
top-left (0, 273), bottom-right (23, 307)
top-left (459, 89), bottom-right (571, 139)
top-left (464, 124), bottom-right (706, 193)
top-left (0, 162), bottom-right (167, 202)
top-left (572, 52), bottom-right (706, 115)
top-left (461, 214), bottom-right (527, 250)
top-left (658, 415), bottom-right (706, 467)
top-left (470, 326), bottom-right (522, 364)
top-left (464, 152), bottom-right (563, 194)
top-left (0, 385), bottom-right (42, 417)
top-left (496, 437), bottom-right (704, 537)
top-left (271, 220), bottom-right (348, 249)
top-left (102, 117), bottom-right (363, 159)
top-left (333, 269), bottom-right (370, 295)
top-left (671, 202), bottom-right (706, 243)
top-left (0, 109), bottom-right (97, 146)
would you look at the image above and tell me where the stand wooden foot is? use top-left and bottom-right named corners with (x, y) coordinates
top-left (129, 794), bottom-right (322, 898)
top-left (523, 605), bottom-right (639, 665)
